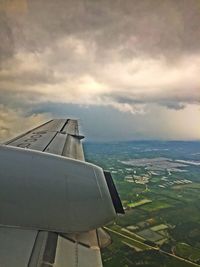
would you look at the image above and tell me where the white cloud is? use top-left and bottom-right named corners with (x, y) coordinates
top-left (1, 43), bottom-right (199, 114)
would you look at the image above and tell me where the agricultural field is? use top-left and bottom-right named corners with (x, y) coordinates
top-left (175, 243), bottom-right (200, 262)
top-left (85, 141), bottom-right (200, 267)
top-left (126, 199), bottom-right (152, 208)
top-left (140, 201), bottom-right (172, 212)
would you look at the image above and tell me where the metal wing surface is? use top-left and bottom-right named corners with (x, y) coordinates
top-left (1, 119), bottom-right (110, 267)
top-left (5, 119), bottom-right (84, 160)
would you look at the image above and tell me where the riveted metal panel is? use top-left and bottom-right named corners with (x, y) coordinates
top-left (61, 120), bottom-right (79, 135)
top-left (0, 228), bottom-right (37, 267)
top-left (54, 235), bottom-right (103, 267)
top-left (5, 119), bottom-right (68, 152)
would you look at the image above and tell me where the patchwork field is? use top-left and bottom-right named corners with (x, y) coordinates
top-left (85, 141), bottom-right (200, 267)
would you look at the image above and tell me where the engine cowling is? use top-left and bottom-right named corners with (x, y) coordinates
top-left (0, 145), bottom-right (116, 233)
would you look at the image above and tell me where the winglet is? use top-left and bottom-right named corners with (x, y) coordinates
top-left (70, 134), bottom-right (85, 140)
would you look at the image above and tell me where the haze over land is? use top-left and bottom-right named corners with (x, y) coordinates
top-left (0, 0), bottom-right (200, 141)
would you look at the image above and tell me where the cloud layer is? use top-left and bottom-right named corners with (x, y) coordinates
top-left (0, 0), bottom-right (199, 140)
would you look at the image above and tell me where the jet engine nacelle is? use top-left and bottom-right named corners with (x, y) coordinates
top-left (0, 145), bottom-right (116, 233)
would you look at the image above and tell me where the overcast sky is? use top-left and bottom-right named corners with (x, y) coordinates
top-left (0, 0), bottom-right (199, 141)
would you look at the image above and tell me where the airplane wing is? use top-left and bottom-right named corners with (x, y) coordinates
top-left (0, 119), bottom-right (123, 267)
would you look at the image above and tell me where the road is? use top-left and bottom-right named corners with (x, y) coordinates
top-left (104, 227), bottom-right (200, 267)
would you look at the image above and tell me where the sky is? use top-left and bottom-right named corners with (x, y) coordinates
top-left (0, 0), bottom-right (200, 141)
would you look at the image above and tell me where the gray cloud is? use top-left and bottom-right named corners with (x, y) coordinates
top-left (0, 13), bottom-right (14, 64)
top-left (0, 0), bottom-right (200, 140)
top-left (0, 104), bottom-right (47, 142)
top-left (105, 84), bottom-right (200, 111)
top-left (1, 0), bottom-right (200, 62)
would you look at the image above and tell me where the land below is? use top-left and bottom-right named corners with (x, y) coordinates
top-left (85, 141), bottom-right (200, 267)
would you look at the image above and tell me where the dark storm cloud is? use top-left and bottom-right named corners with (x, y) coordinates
top-left (26, 0), bottom-right (200, 57)
top-left (1, 0), bottom-right (200, 62)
